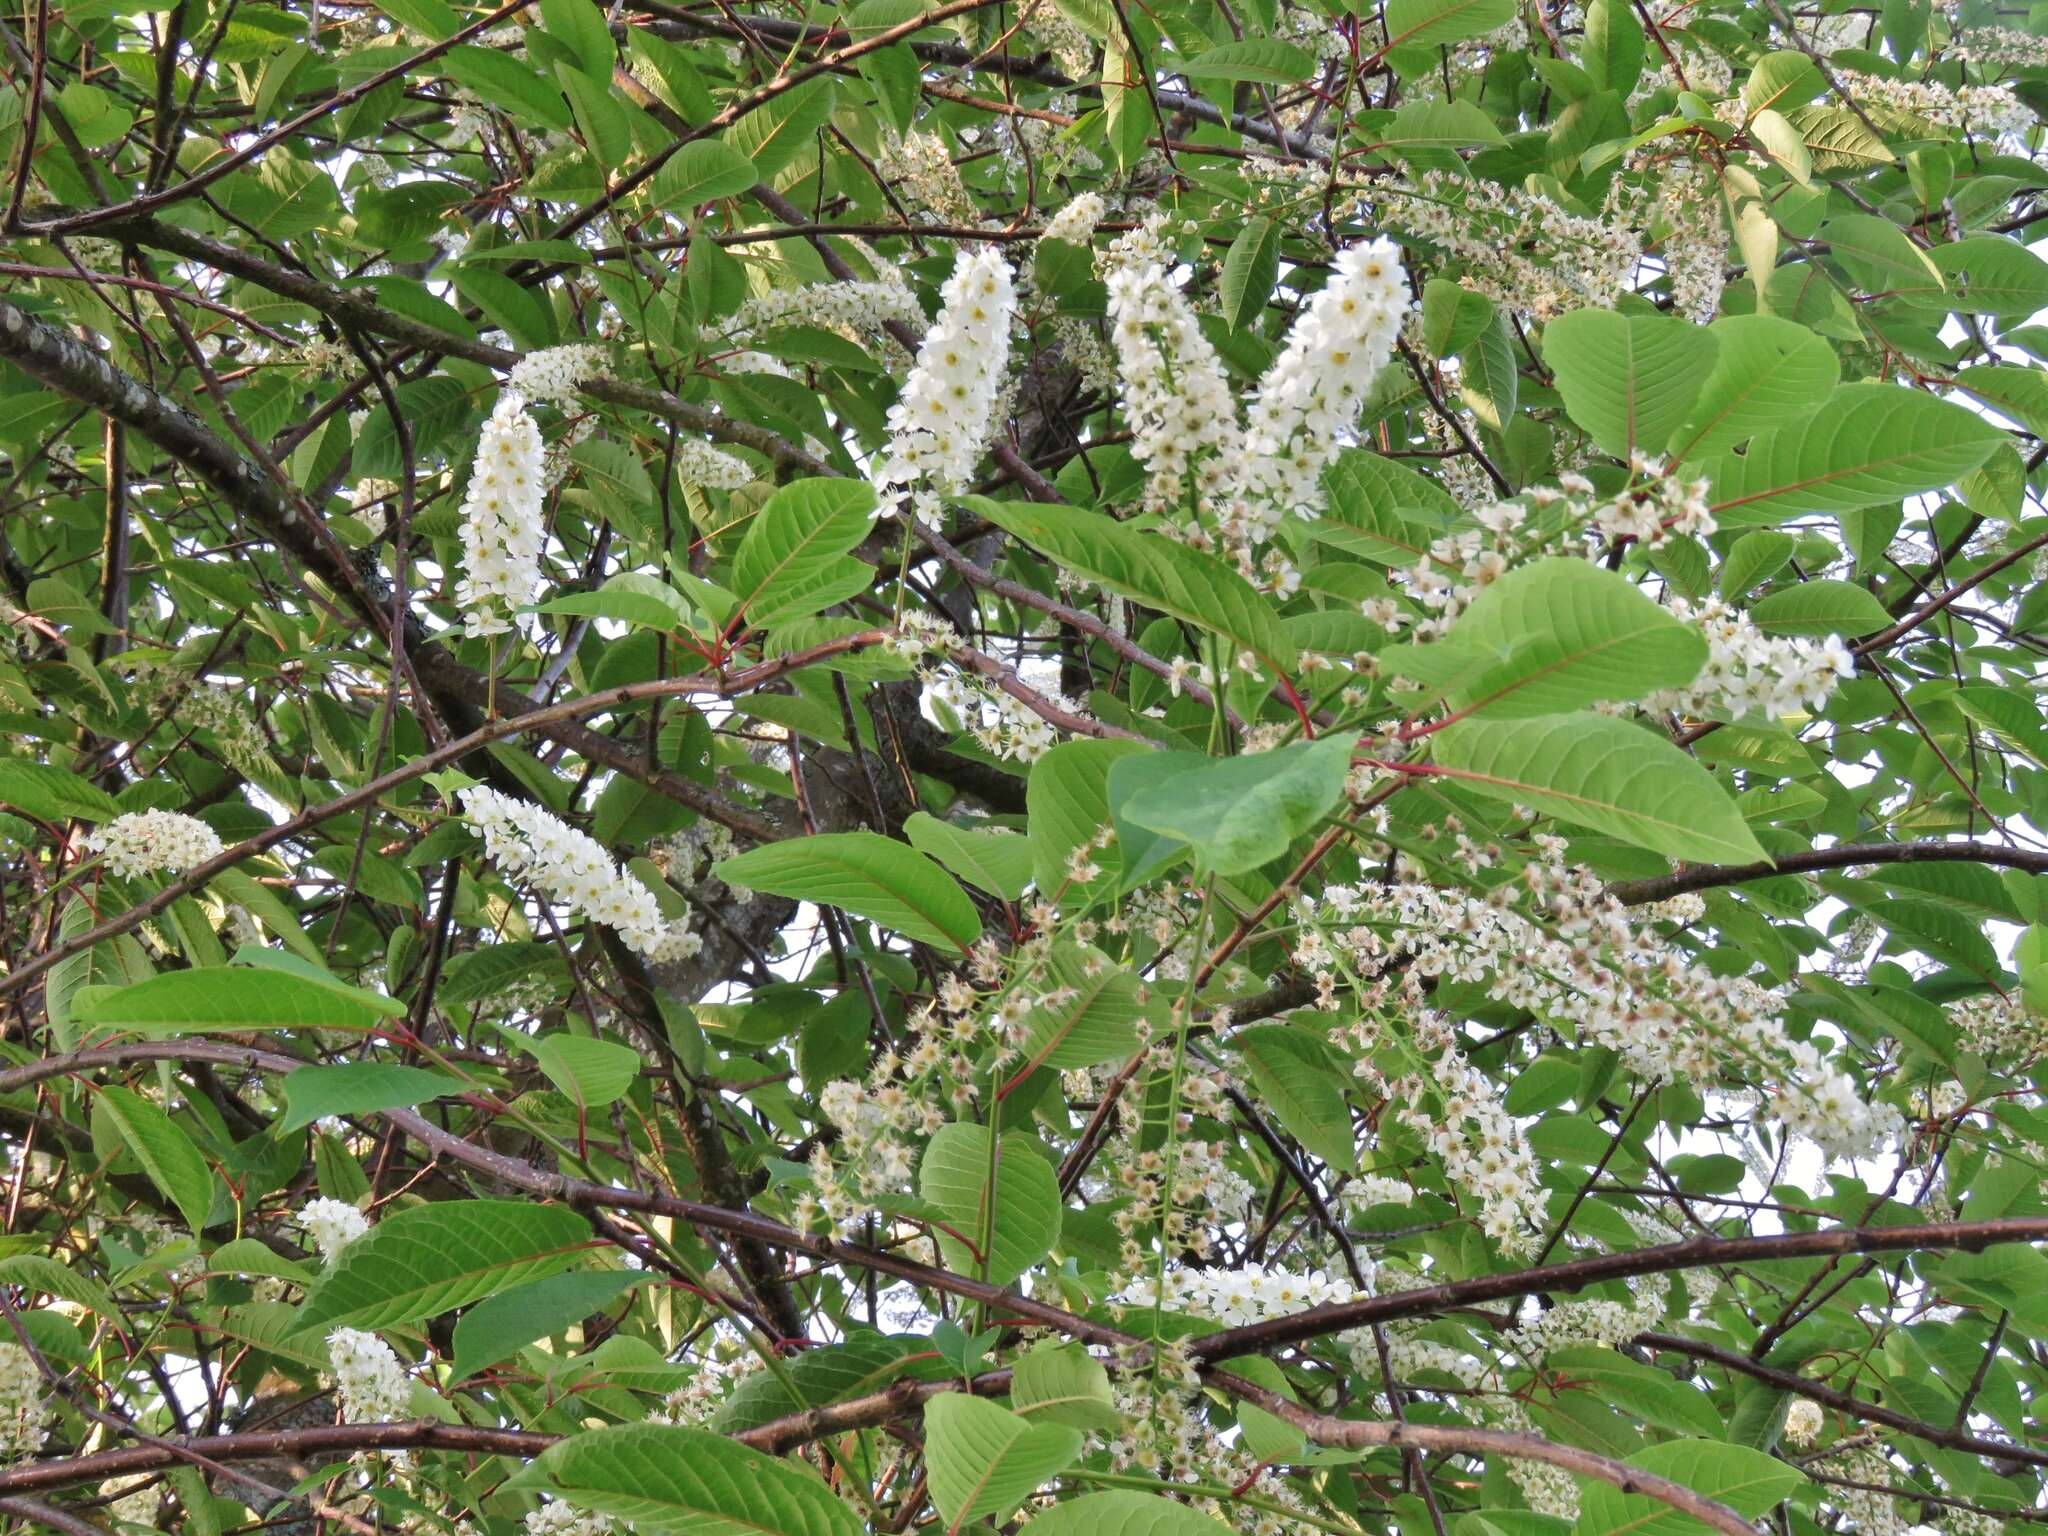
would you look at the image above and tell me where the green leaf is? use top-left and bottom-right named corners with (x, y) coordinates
top-left (918, 1123), bottom-right (1062, 1286)
top-left (924, 1395), bottom-right (1085, 1530)
top-left (519, 1423), bottom-right (863, 1536)
top-left (1748, 579), bottom-right (1890, 636)
top-left (1668, 316), bottom-right (1840, 463)
top-left (1429, 713), bottom-right (1769, 865)
top-left (1926, 236), bottom-right (2048, 318)
top-left (715, 831), bottom-right (981, 954)
top-left (1010, 941), bottom-right (1152, 1076)
top-left (280, 1062), bottom-right (466, 1132)
top-left (540, 0), bottom-right (615, 79)
top-left (1545, 310), bottom-right (1715, 460)
top-left (1706, 383), bottom-right (2004, 524)
top-left (648, 141), bottom-right (761, 211)
top-left (1377, 100), bottom-right (1508, 151)
top-left (904, 813), bottom-right (1034, 901)
top-left (1233, 1025), bottom-right (1355, 1170)
top-left (1458, 313), bottom-right (1519, 432)
top-left (712, 1334), bottom-right (925, 1432)
top-left (528, 1034), bottom-right (643, 1109)
top-left (971, 499), bottom-right (1295, 675)
top-left (723, 77), bottom-right (835, 181)
top-left (1422, 279), bottom-right (1495, 357)
top-left (556, 64), bottom-right (632, 168)
top-left (1022, 1493), bottom-right (1238, 1536)
top-left (1443, 557), bottom-right (1707, 716)
top-left (1540, 1348), bottom-right (1724, 1440)
top-left (1719, 531), bottom-right (1795, 600)
top-left (1580, 0), bottom-right (1644, 95)
top-left (0, 759), bottom-right (119, 823)
top-left (450, 1269), bottom-right (647, 1382)
top-left (1221, 218), bottom-right (1282, 332)
top-left (1571, 1439), bottom-right (1808, 1536)
top-left (730, 479), bottom-right (876, 627)
top-left (440, 45), bottom-right (573, 131)
top-left (1115, 733), bottom-right (1354, 876)
top-left (95, 1086), bottom-right (215, 1237)
top-left (1181, 39), bottom-right (1314, 84)
top-left (297, 1199), bottom-right (595, 1332)
top-left (1384, 0), bottom-right (1515, 49)
top-left (1029, 738), bottom-right (1153, 905)
top-left (76, 966), bottom-right (404, 1039)
top-left (1011, 1341), bottom-right (1120, 1429)
top-left (534, 572), bottom-right (699, 633)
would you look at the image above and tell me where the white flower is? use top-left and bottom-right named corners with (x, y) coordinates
top-left (506, 344), bottom-right (609, 408)
top-left (1104, 260), bottom-right (1238, 520)
top-left (327, 1327), bottom-right (411, 1422)
top-left (0, 1343), bottom-right (51, 1463)
top-left (84, 810), bottom-right (224, 879)
top-left (1234, 237), bottom-right (1409, 525)
top-left (525, 1502), bottom-right (617, 1536)
top-left (297, 1198), bottom-right (371, 1263)
top-left (672, 437), bottom-right (754, 490)
top-left (1783, 1397), bottom-right (1824, 1446)
top-left (461, 786), bottom-right (701, 963)
top-left (456, 393), bottom-right (548, 638)
top-left (873, 247), bottom-right (1017, 498)
top-left (1041, 191), bottom-right (1106, 246)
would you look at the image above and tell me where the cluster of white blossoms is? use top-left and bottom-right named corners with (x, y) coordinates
top-left (460, 786), bottom-right (702, 964)
top-left (505, 344), bottom-right (609, 408)
top-left (525, 1501), bottom-right (617, 1536)
top-left (876, 129), bottom-right (977, 224)
top-left (1784, 1396), bottom-right (1826, 1445)
top-left (327, 1327), bottom-right (411, 1422)
top-left (1643, 596), bottom-right (1857, 722)
top-left (0, 1343), bottom-right (51, 1463)
top-left (84, 809), bottom-right (224, 879)
top-left (1506, 1282), bottom-right (1666, 1361)
top-left (1834, 68), bottom-right (2035, 137)
top-left (1041, 191), bottom-right (1107, 246)
top-left (1393, 1043), bottom-right (1546, 1254)
top-left (727, 275), bottom-right (923, 346)
top-left (927, 667), bottom-right (1062, 762)
top-left (297, 1197), bottom-right (371, 1263)
top-left (1320, 836), bottom-right (1903, 1159)
top-left (1589, 459), bottom-right (1717, 547)
top-left (873, 247), bottom-right (1017, 500)
top-left (1646, 161), bottom-right (1728, 324)
top-left (1398, 171), bottom-right (1642, 320)
top-left (1120, 1262), bottom-right (1371, 1326)
top-left (672, 436), bottom-right (755, 490)
top-left (455, 394), bottom-right (548, 638)
top-left (1104, 236), bottom-right (1408, 555)
top-left (1950, 25), bottom-right (2048, 70)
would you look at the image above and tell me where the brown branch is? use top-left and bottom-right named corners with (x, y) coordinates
top-left (1610, 839), bottom-right (2048, 906)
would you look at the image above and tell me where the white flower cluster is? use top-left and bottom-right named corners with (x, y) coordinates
top-left (876, 130), bottom-right (977, 224)
top-left (1953, 992), bottom-right (2048, 1064)
top-left (1396, 1046), bottom-right (1545, 1254)
top-left (124, 663), bottom-right (269, 777)
top-left (1643, 596), bottom-right (1856, 722)
top-left (873, 247), bottom-right (1017, 499)
top-left (0, 1343), bottom-right (51, 1463)
top-left (1041, 191), bottom-right (1107, 245)
top-left (672, 437), bottom-right (754, 490)
top-left (506, 344), bottom-right (609, 408)
top-left (1506, 1282), bottom-right (1665, 1361)
top-left (297, 1198), bottom-right (371, 1263)
top-left (1784, 1396), bottom-right (1825, 1445)
top-left (1950, 26), bottom-right (2048, 71)
top-left (456, 394), bottom-right (548, 638)
top-left (107, 1474), bottom-right (164, 1526)
top-left (1104, 236), bottom-right (1408, 548)
top-left (1592, 458), bottom-right (1717, 547)
top-left (1836, 68), bottom-right (2035, 137)
top-left (84, 810), bottom-right (224, 879)
top-left (525, 1501), bottom-right (617, 1536)
top-left (727, 278), bottom-right (922, 346)
top-left (1398, 171), bottom-right (1642, 320)
top-left (1649, 161), bottom-right (1728, 323)
top-left (1235, 237), bottom-right (1409, 525)
top-left (460, 786), bottom-right (702, 964)
top-left (327, 1327), bottom-right (411, 1422)
top-left (1120, 1261), bottom-right (1371, 1325)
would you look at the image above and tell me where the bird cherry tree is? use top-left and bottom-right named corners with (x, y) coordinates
top-left (0, 0), bottom-right (2046, 1534)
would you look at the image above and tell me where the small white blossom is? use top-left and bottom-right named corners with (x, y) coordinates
top-left (84, 810), bottom-right (224, 879)
top-left (326, 1327), bottom-right (410, 1422)
top-left (297, 1198), bottom-right (371, 1263)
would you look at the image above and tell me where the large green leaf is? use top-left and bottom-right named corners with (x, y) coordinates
top-left (1010, 1342), bottom-right (1120, 1429)
top-left (648, 141), bottom-right (761, 212)
top-left (1572, 1439), bottom-right (1808, 1536)
top-left (449, 1270), bottom-right (648, 1382)
top-left (924, 1395), bottom-right (1084, 1530)
top-left (0, 759), bottom-right (119, 823)
top-left (297, 1200), bottom-right (595, 1332)
top-left (1180, 39), bottom-right (1315, 84)
top-left (1220, 218), bottom-right (1282, 331)
top-left (904, 812), bottom-right (1034, 901)
top-left (722, 77), bottom-right (836, 181)
top-left (972, 500), bottom-right (1295, 675)
top-left (1232, 1025), bottom-right (1355, 1170)
top-left (1428, 713), bottom-right (1769, 865)
top-left (730, 479), bottom-right (877, 627)
top-left (1667, 315), bottom-right (1840, 463)
top-left (520, 1423), bottom-right (862, 1536)
top-left (1705, 384), bottom-right (2004, 524)
top-left (76, 966), bottom-right (404, 1038)
top-left (1023, 1493), bottom-right (1238, 1536)
top-left (1010, 941), bottom-right (1153, 1076)
top-left (1748, 579), bottom-right (1890, 637)
top-left (715, 832), bottom-right (980, 953)
top-left (1545, 310), bottom-right (1715, 460)
top-left (279, 1062), bottom-right (466, 1132)
top-left (1384, 0), bottom-right (1516, 48)
top-left (1114, 733), bottom-right (1355, 876)
top-left (712, 1334), bottom-right (926, 1433)
top-left (1028, 739), bottom-right (1154, 905)
top-left (95, 1086), bottom-right (215, 1237)
top-left (918, 1123), bottom-right (1063, 1287)
top-left (1443, 557), bottom-right (1707, 716)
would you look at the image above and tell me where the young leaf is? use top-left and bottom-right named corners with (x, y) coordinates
top-left (925, 1395), bottom-right (1085, 1530)
top-left (918, 1124), bottom-right (1063, 1286)
top-left (730, 479), bottom-right (877, 628)
top-left (715, 832), bottom-right (981, 953)
top-left (1115, 733), bottom-right (1355, 876)
top-left (95, 1086), bottom-right (215, 1237)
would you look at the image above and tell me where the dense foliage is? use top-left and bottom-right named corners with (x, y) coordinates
top-left (0, 0), bottom-right (2047, 1532)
